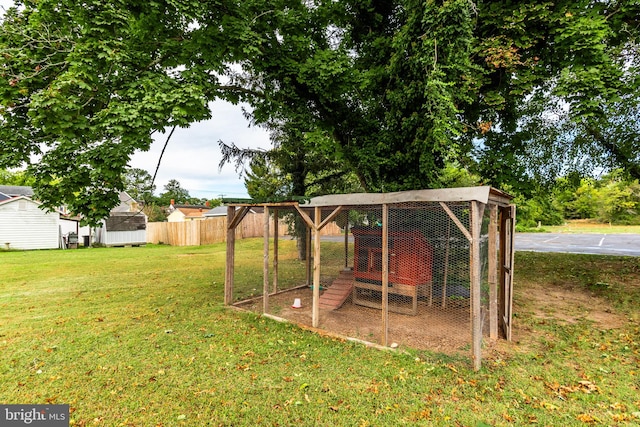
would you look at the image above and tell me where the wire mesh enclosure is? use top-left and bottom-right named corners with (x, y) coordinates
top-left (225, 187), bottom-right (515, 370)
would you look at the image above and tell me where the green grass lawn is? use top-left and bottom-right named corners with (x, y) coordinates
top-left (1, 242), bottom-right (639, 426)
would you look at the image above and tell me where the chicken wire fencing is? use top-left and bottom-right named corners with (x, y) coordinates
top-left (228, 198), bottom-right (512, 368)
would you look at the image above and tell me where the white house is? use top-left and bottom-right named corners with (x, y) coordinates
top-left (0, 196), bottom-right (61, 250)
top-left (167, 201), bottom-right (210, 222)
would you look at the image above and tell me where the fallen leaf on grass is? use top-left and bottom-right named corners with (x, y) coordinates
top-left (576, 413), bottom-right (596, 423)
top-left (577, 380), bottom-right (599, 393)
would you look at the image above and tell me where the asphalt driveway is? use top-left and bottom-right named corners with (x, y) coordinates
top-left (324, 233), bottom-right (640, 256)
top-left (515, 233), bottom-right (640, 257)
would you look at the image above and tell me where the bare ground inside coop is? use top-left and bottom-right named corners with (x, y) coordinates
top-left (236, 287), bottom-right (475, 355)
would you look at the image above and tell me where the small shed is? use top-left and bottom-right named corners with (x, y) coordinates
top-left (93, 192), bottom-right (147, 246)
top-left (0, 196), bottom-right (61, 250)
top-left (224, 187), bottom-right (515, 370)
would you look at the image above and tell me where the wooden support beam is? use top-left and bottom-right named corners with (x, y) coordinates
top-left (498, 204), bottom-right (516, 341)
top-left (228, 206), bottom-right (251, 230)
top-left (293, 205), bottom-right (315, 230)
top-left (381, 204), bottom-right (389, 347)
top-left (263, 206), bottom-right (270, 314)
top-left (488, 204), bottom-right (499, 340)
top-left (312, 207), bottom-right (321, 328)
top-left (506, 205), bottom-right (516, 341)
top-left (344, 212), bottom-right (350, 269)
top-left (273, 209), bottom-right (279, 294)
top-left (441, 219), bottom-right (451, 308)
top-left (470, 201), bottom-right (486, 371)
top-left (439, 202), bottom-right (472, 242)
top-left (318, 206), bottom-right (343, 231)
top-left (306, 226), bottom-right (312, 287)
top-left (224, 206), bottom-right (236, 305)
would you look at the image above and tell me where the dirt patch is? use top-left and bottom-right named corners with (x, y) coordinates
top-left (522, 284), bottom-right (627, 330)
top-left (238, 286), bottom-right (475, 355)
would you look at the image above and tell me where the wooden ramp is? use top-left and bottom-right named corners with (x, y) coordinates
top-left (319, 270), bottom-right (354, 310)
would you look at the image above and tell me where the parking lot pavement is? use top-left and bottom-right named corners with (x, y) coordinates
top-left (515, 233), bottom-right (640, 256)
top-left (324, 233), bottom-right (640, 256)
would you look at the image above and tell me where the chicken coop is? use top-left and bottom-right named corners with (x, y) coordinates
top-left (224, 187), bottom-right (515, 370)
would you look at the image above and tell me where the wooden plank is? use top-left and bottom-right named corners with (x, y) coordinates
top-left (344, 214), bottom-right (350, 268)
top-left (293, 205), bottom-right (315, 230)
top-left (305, 186), bottom-right (496, 207)
top-left (506, 205), bottom-right (516, 341)
top-left (224, 206), bottom-right (236, 305)
top-left (470, 201), bottom-right (485, 371)
top-left (441, 219), bottom-right (451, 308)
top-left (381, 204), bottom-right (389, 347)
top-left (263, 206), bottom-right (270, 314)
top-left (489, 204), bottom-right (499, 340)
top-left (228, 206), bottom-right (251, 230)
top-left (312, 207), bottom-right (321, 327)
top-left (273, 209), bottom-right (279, 294)
top-left (305, 227), bottom-right (312, 286)
top-left (439, 202), bottom-right (472, 242)
top-left (318, 206), bottom-right (343, 231)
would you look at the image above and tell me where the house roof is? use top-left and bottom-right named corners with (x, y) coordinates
top-left (0, 192), bottom-right (10, 202)
top-left (0, 185), bottom-right (34, 197)
top-left (0, 195), bottom-right (69, 215)
top-left (0, 195), bottom-right (47, 208)
top-left (203, 206), bottom-right (230, 217)
top-left (105, 212), bottom-right (146, 231)
top-left (203, 206), bottom-right (263, 217)
top-left (110, 191), bottom-right (143, 214)
top-left (173, 206), bottom-right (208, 219)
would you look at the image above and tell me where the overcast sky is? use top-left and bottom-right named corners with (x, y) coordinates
top-left (0, 0), bottom-right (272, 200)
top-left (129, 101), bottom-right (271, 200)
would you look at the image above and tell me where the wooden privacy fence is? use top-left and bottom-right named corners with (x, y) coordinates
top-left (146, 213), bottom-right (341, 246)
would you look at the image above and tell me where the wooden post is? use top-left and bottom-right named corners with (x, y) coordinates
top-left (263, 206), bottom-right (270, 313)
top-left (488, 204), bottom-right (498, 340)
top-left (470, 201), bottom-right (485, 371)
top-left (312, 207), bottom-right (321, 328)
top-left (305, 226), bottom-right (312, 286)
top-left (381, 204), bottom-right (389, 347)
top-left (224, 206), bottom-right (236, 305)
top-left (498, 205), bottom-right (516, 341)
top-left (441, 218), bottom-right (451, 308)
top-left (506, 205), bottom-right (516, 341)
top-left (273, 209), bottom-right (279, 294)
top-left (344, 211), bottom-right (350, 269)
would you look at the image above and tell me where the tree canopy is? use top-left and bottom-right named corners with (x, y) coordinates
top-left (1, 0), bottom-right (638, 224)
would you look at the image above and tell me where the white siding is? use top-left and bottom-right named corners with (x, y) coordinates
top-left (167, 210), bottom-right (186, 222)
top-left (103, 230), bottom-right (146, 246)
top-left (0, 199), bottom-right (60, 250)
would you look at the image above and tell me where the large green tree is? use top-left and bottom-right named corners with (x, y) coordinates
top-left (0, 0), bottom-right (238, 224)
top-left (238, 0), bottom-right (639, 194)
top-left (1, 0), bottom-right (638, 225)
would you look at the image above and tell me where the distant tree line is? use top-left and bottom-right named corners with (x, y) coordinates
top-left (513, 169), bottom-right (640, 229)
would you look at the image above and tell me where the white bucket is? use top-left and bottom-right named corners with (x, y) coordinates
top-left (292, 298), bottom-right (302, 309)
